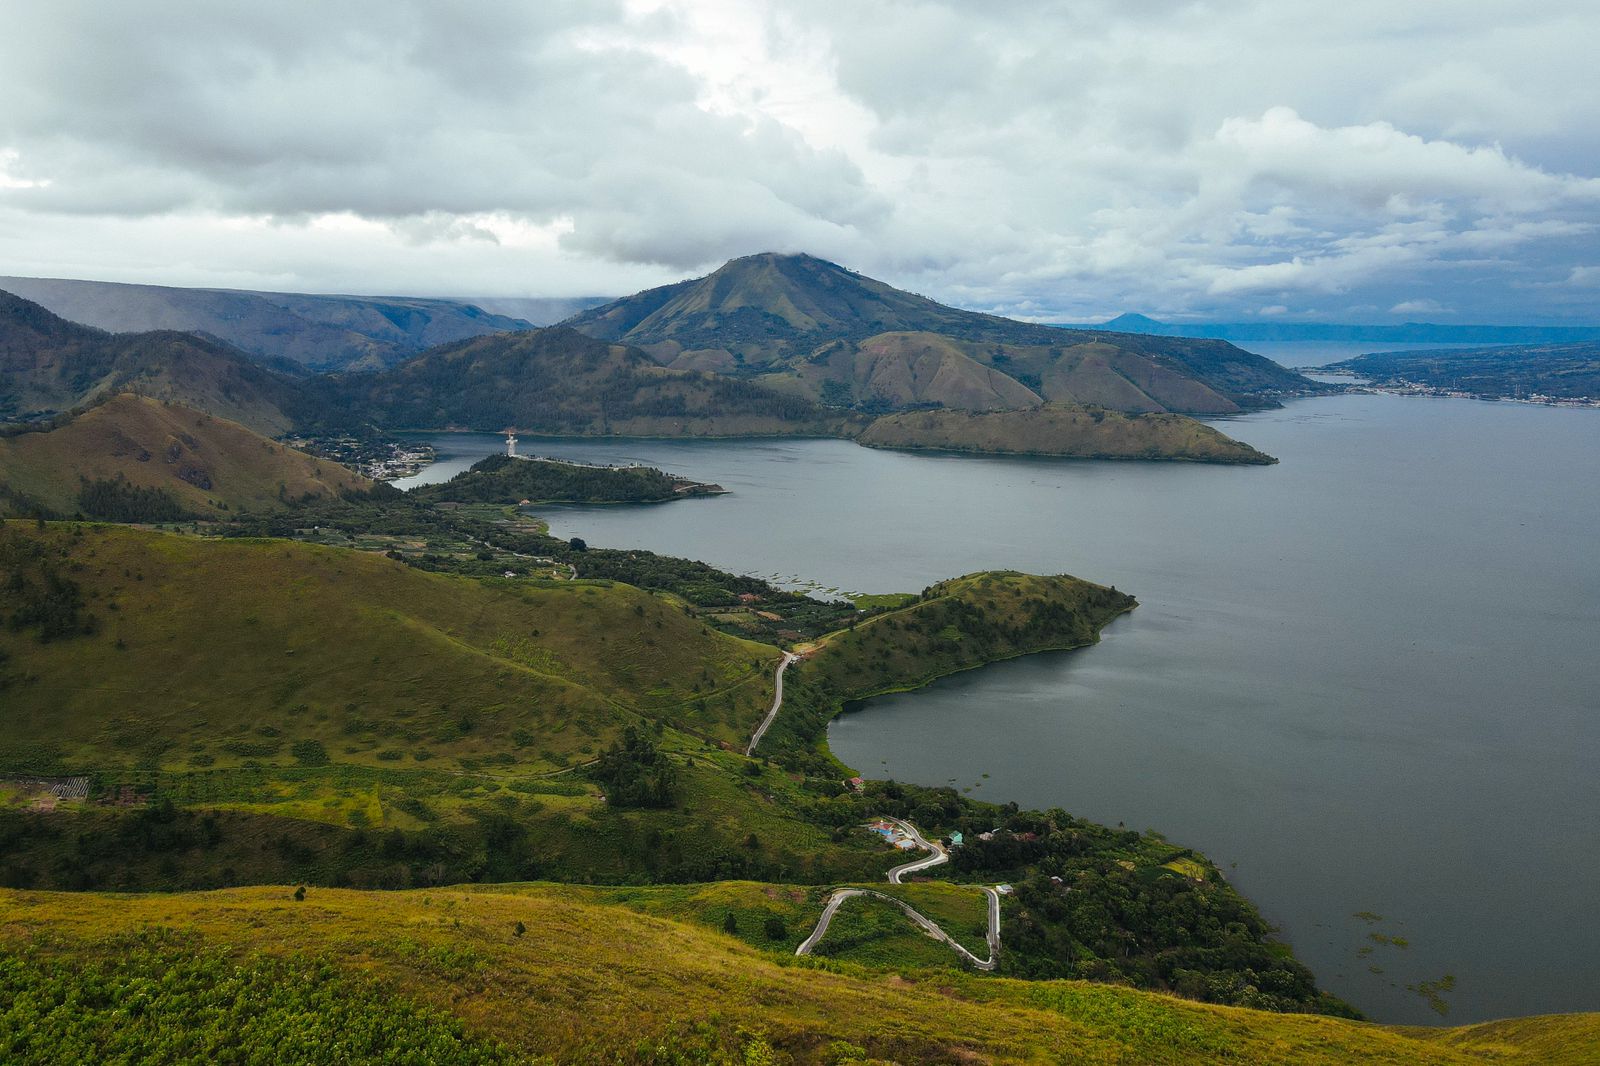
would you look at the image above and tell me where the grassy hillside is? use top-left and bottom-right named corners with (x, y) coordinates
top-left (856, 404), bottom-right (1276, 463)
top-left (0, 290), bottom-right (309, 432)
top-left (414, 453), bottom-right (722, 505)
top-left (563, 253), bottom-right (1323, 412)
top-left (0, 394), bottom-right (369, 519)
top-left (0, 522), bottom-right (780, 776)
top-left (2, 884), bottom-right (1595, 1064)
top-left (0, 518), bottom-right (1408, 1017)
top-left (315, 325), bottom-right (860, 437)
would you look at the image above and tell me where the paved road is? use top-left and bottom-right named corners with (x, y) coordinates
top-left (886, 818), bottom-right (948, 883)
top-left (794, 817), bottom-right (1001, 971)
top-left (744, 652), bottom-right (799, 756)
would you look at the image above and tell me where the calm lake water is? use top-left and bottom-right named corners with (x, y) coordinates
top-left (397, 392), bottom-right (1599, 1025)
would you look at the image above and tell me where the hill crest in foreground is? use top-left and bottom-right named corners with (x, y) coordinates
top-left (2, 884), bottom-right (1595, 1065)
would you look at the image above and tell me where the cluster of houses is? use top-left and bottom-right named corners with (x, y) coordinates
top-left (865, 819), bottom-right (923, 850)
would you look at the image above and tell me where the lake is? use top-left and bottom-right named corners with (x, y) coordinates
top-left (395, 391), bottom-right (1599, 1025)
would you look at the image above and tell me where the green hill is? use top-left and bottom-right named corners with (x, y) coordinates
top-left (2, 884), bottom-right (1595, 1064)
top-left (0, 394), bottom-right (369, 519)
top-left (414, 453), bottom-right (723, 505)
top-left (856, 404), bottom-right (1277, 463)
top-left (563, 253), bottom-right (1323, 413)
top-left (0, 289), bottom-right (307, 432)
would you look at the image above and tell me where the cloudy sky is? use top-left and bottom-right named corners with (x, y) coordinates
top-left (2, 0), bottom-right (1597, 322)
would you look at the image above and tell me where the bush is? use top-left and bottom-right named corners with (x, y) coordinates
top-left (291, 739), bottom-right (330, 766)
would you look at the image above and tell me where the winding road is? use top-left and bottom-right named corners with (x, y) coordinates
top-left (795, 817), bottom-right (1002, 971)
top-left (744, 652), bottom-right (799, 756)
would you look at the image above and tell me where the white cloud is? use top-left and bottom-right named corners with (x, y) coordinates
top-left (1390, 299), bottom-right (1451, 315)
top-left (0, 0), bottom-right (1596, 321)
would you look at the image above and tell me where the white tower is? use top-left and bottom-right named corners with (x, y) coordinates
top-left (505, 432), bottom-right (518, 458)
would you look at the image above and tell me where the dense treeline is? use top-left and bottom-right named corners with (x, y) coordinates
top-left (75, 476), bottom-right (190, 523)
top-left (589, 727), bottom-right (679, 809)
top-left (939, 806), bottom-right (1352, 1014)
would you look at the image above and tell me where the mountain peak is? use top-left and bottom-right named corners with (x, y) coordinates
top-left (1102, 312), bottom-right (1176, 334)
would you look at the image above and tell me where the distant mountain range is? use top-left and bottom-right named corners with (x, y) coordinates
top-left (1098, 312), bottom-right (1600, 346)
top-left (0, 276), bottom-right (537, 372)
top-left (1, 271), bottom-right (1282, 463)
top-left (0, 289), bottom-right (308, 433)
top-left (564, 253), bottom-right (1321, 415)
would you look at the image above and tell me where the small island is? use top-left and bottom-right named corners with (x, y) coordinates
top-left (855, 404), bottom-right (1277, 464)
top-left (413, 451), bottom-right (726, 505)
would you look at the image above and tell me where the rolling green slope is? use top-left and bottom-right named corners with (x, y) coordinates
top-left (0, 522), bottom-right (780, 775)
top-left (2, 885), bottom-right (1595, 1065)
top-left (0, 394), bottom-right (370, 518)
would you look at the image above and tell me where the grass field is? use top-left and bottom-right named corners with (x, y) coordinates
top-left (3, 884), bottom-right (1596, 1065)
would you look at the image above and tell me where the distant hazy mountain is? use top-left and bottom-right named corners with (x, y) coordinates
top-left (564, 253), bottom-right (1320, 414)
top-left (0, 289), bottom-right (307, 433)
top-left (1100, 312), bottom-right (1600, 346)
top-left (0, 276), bottom-right (535, 373)
top-left (1328, 342), bottom-right (1600, 401)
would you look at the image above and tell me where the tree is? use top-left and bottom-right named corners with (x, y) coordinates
top-left (763, 915), bottom-right (786, 941)
top-left (722, 912), bottom-right (739, 935)
top-left (568, 537), bottom-right (587, 552)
